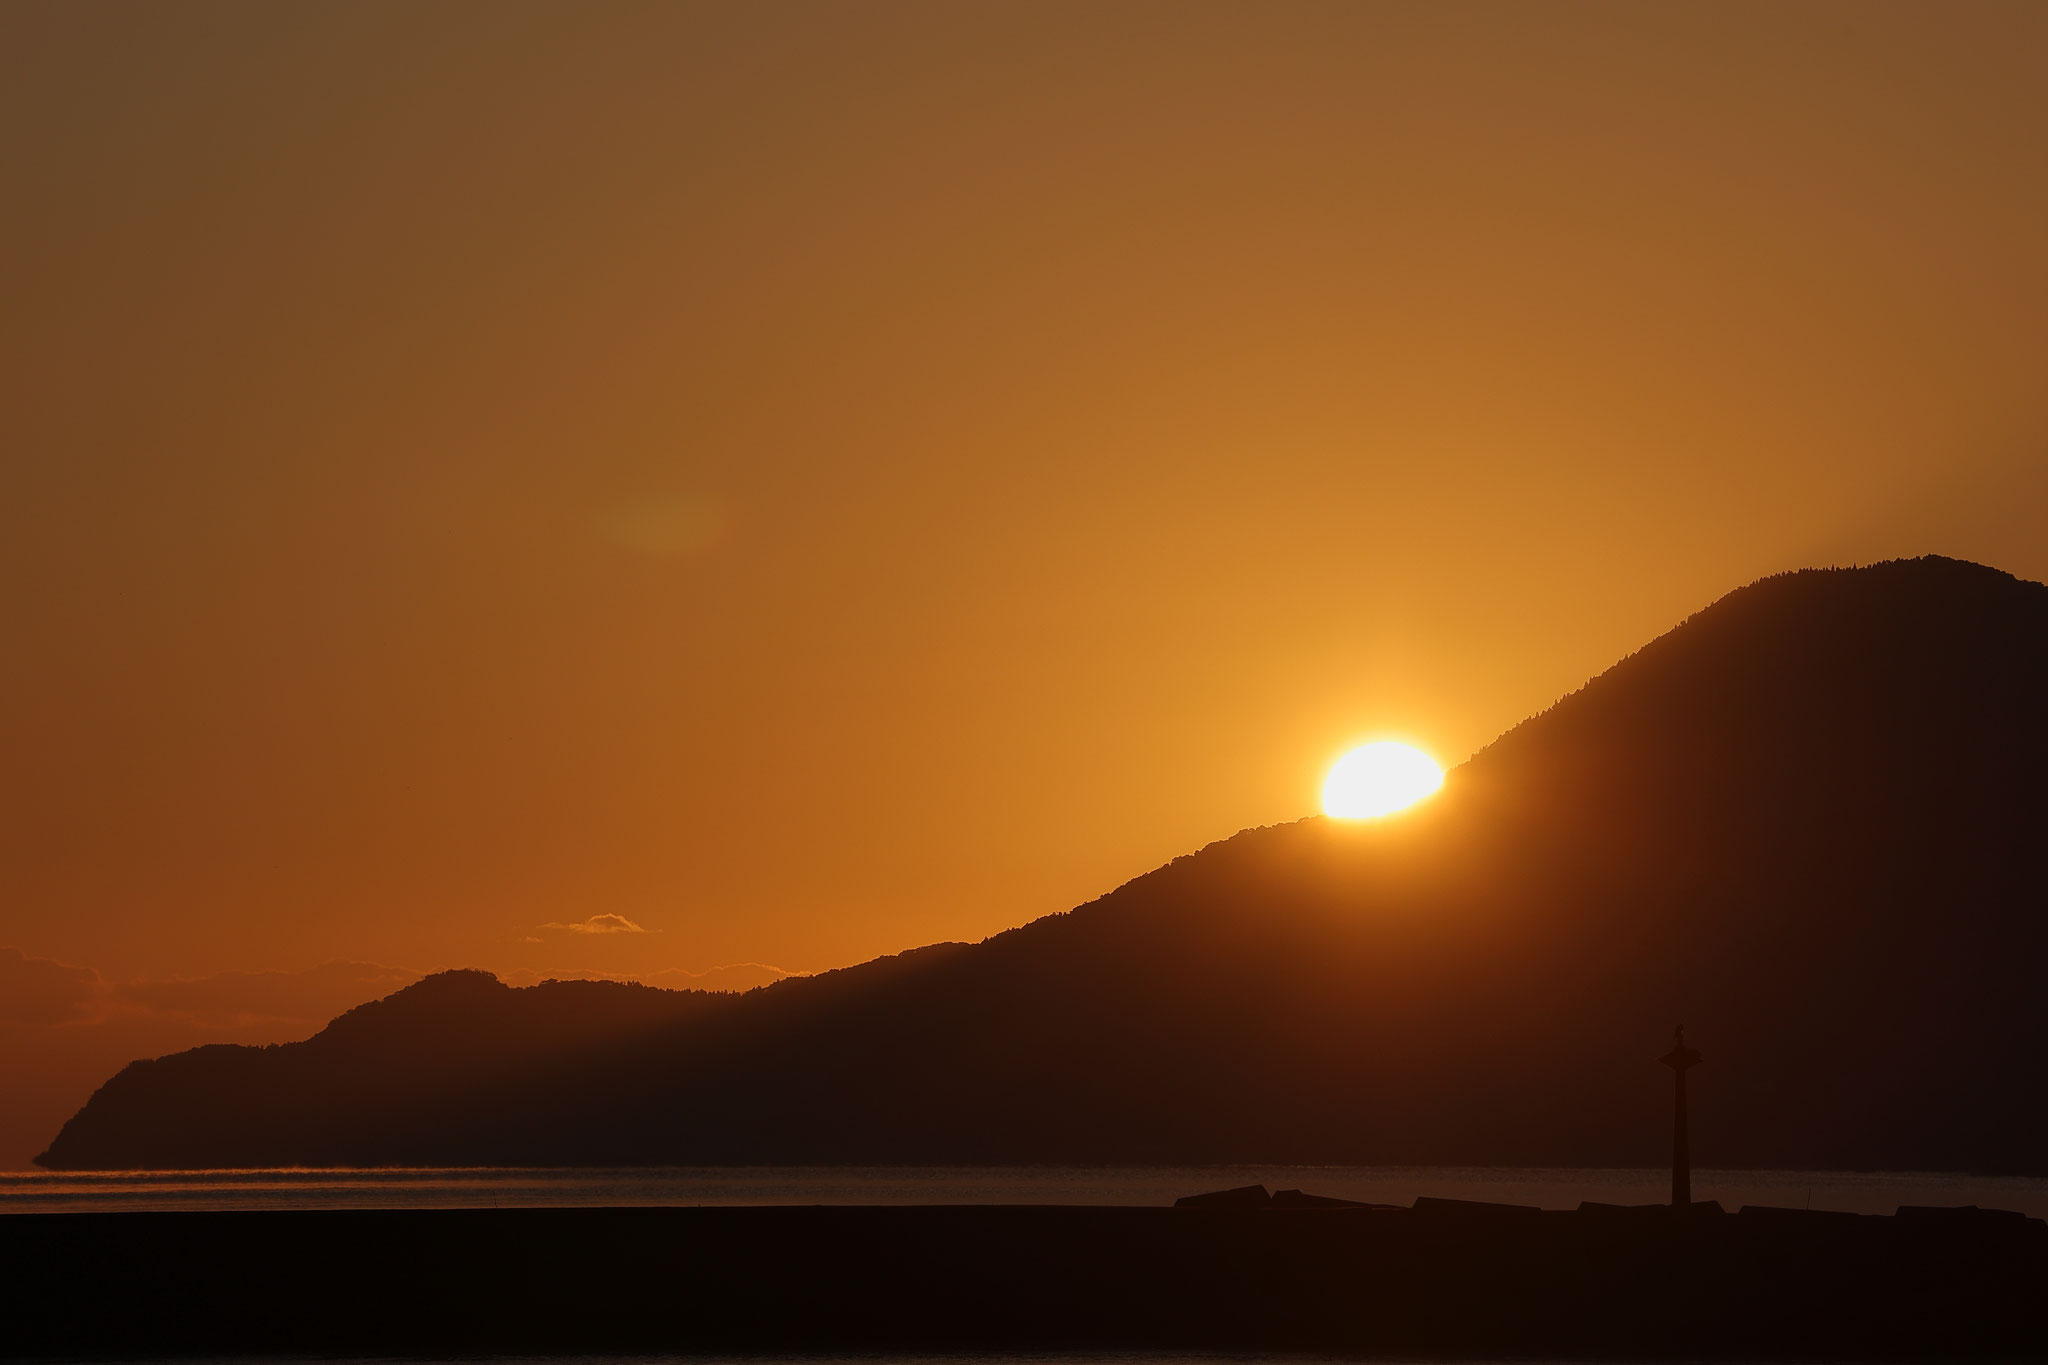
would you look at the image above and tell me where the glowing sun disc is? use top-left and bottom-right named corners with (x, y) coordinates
top-left (1322, 742), bottom-right (1444, 818)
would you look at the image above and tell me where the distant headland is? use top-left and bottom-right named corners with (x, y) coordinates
top-left (38, 557), bottom-right (2048, 1173)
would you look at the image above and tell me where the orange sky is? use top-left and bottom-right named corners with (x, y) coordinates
top-left (5, 1), bottom-right (2048, 1164)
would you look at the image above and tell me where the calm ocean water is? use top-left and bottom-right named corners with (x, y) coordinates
top-left (33, 1359), bottom-right (1603, 1365)
top-left (4, 1164), bottom-right (2044, 1216)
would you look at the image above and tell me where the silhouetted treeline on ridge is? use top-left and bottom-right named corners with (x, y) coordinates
top-left (37, 556), bottom-right (2048, 1172)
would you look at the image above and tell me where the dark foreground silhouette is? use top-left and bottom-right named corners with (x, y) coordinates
top-left (3, 1200), bottom-right (2043, 1360)
top-left (38, 556), bottom-right (2048, 1171)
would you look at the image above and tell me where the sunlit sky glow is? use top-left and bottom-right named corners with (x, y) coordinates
top-left (6, 0), bottom-right (2048, 1168)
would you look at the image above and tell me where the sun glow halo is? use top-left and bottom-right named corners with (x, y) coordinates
top-left (1322, 742), bottom-right (1444, 819)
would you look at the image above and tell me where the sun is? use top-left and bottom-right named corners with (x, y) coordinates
top-left (1322, 742), bottom-right (1444, 818)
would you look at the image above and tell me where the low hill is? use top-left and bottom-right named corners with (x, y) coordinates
top-left (38, 556), bottom-right (2048, 1171)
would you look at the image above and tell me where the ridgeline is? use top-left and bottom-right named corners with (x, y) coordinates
top-left (38, 556), bottom-right (2048, 1172)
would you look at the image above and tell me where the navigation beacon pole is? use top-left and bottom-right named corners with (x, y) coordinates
top-left (1659, 1025), bottom-right (1702, 1209)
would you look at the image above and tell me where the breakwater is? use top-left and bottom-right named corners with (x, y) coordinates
top-left (3, 1201), bottom-right (2042, 1359)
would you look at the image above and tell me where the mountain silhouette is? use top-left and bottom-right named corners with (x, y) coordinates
top-left (37, 556), bottom-right (2048, 1172)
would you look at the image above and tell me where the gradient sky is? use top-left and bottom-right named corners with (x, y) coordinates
top-left (5, 0), bottom-right (2048, 1162)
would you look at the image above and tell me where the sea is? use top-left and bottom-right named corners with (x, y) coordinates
top-left (4, 1162), bottom-right (2045, 1216)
